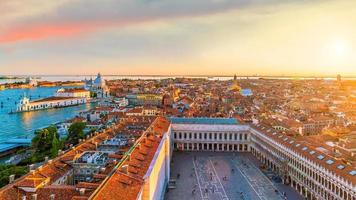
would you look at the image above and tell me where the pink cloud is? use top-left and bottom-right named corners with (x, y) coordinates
top-left (0, 22), bottom-right (108, 43)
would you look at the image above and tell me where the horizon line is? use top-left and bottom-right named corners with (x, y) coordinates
top-left (1, 74), bottom-right (355, 78)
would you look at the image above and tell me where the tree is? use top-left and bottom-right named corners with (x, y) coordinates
top-left (67, 122), bottom-right (86, 145)
top-left (30, 125), bottom-right (60, 162)
top-left (90, 92), bottom-right (97, 98)
top-left (32, 125), bottom-right (58, 154)
top-left (0, 165), bottom-right (28, 187)
top-left (50, 136), bottom-right (60, 158)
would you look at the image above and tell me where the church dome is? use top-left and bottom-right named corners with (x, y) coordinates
top-left (94, 73), bottom-right (103, 84)
top-left (93, 73), bottom-right (106, 88)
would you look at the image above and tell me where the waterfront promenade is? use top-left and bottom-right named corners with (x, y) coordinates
top-left (0, 87), bottom-right (94, 143)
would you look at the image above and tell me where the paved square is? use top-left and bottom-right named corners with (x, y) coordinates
top-left (166, 152), bottom-right (303, 200)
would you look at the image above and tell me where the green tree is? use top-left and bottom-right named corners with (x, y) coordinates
top-left (67, 122), bottom-right (86, 145)
top-left (29, 125), bottom-right (60, 162)
top-left (50, 136), bottom-right (60, 158)
top-left (0, 165), bottom-right (28, 187)
top-left (32, 125), bottom-right (58, 154)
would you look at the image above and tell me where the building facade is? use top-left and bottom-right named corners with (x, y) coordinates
top-left (85, 73), bottom-right (110, 98)
top-left (55, 88), bottom-right (90, 98)
top-left (168, 118), bottom-right (356, 200)
top-left (16, 96), bottom-right (87, 112)
top-left (126, 94), bottom-right (163, 107)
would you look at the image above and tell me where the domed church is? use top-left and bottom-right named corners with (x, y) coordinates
top-left (85, 73), bottom-right (110, 98)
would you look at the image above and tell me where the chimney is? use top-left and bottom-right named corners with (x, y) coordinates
top-left (50, 194), bottom-right (55, 200)
top-left (79, 188), bottom-right (86, 196)
top-left (29, 164), bottom-right (35, 171)
top-left (121, 165), bottom-right (128, 174)
top-left (9, 174), bottom-right (15, 184)
top-left (100, 167), bottom-right (106, 173)
top-left (22, 196), bottom-right (26, 200)
top-left (44, 156), bottom-right (49, 163)
top-left (31, 194), bottom-right (37, 200)
top-left (58, 149), bottom-right (63, 155)
top-left (48, 160), bottom-right (53, 164)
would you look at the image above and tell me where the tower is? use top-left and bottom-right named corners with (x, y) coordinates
top-left (230, 74), bottom-right (241, 92)
top-left (337, 74), bottom-right (341, 82)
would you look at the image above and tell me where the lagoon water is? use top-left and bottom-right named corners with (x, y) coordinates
top-left (0, 86), bottom-right (94, 143)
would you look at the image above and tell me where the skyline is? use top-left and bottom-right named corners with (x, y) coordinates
top-left (1, 0), bottom-right (356, 76)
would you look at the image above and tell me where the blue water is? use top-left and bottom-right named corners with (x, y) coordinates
top-left (0, 87), bottom-right (94, 143)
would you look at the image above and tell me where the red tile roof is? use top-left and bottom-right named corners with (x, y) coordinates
top-left (91, 117), bottom-right (170, 200)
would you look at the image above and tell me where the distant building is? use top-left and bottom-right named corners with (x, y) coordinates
top-left (113, 97), bottom-right (129, 107)
top-left (126, 94), bottom-right (163, 106)
top-left (16, 96), bottom-right (87, 112)
top-left (230, 74), bottom-right (241, 92)
top-left (25, 77), bottom-right (37, 87)
top-left (85, 73), bottom-right (110, 98)
top-left (55, 88), bottom-right (90, 98)
top-left (337, 74), bottom-right (341, 82)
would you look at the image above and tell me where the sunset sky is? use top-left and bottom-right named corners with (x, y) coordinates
top-left (0, 0), bottom-right (355, 76)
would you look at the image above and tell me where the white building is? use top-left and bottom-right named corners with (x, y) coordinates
top-left (113, 97), bottom-right (129, 107)
top-left (25, 77), bottom-right (37, 87)
top-left (55, 88), bottom-right (90, 98)
top-left (85, 73), bottom-right (110, 98)
top-left (16, 96), bottom-right (87, 112)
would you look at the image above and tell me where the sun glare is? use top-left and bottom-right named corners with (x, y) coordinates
top-left (331, 39), bottom-right (348, 58)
